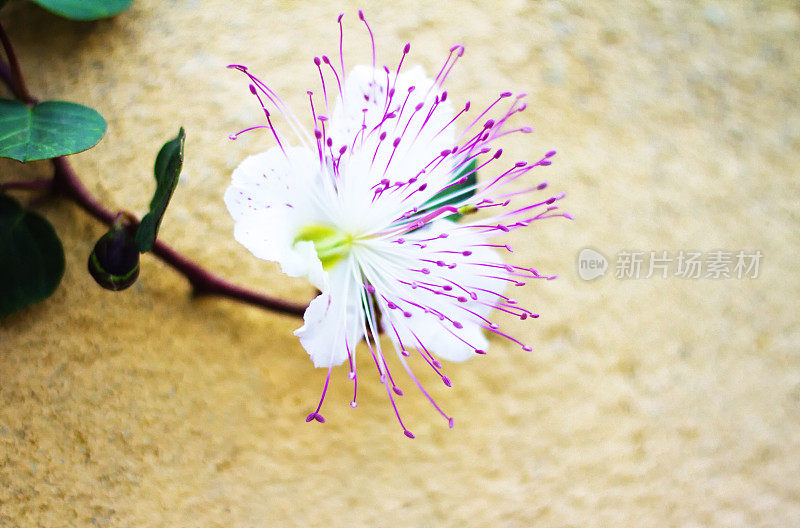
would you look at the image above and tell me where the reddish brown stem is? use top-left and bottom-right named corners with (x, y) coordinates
top-left (50, 157), bottom-right (307, 317)
top-left (0, 22), bottom-right (34, 104)
top-left (0, 179), bottom-right (52, 191)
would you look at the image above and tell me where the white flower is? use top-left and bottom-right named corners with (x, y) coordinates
top-left (225, 11), bottom-right (569, 438)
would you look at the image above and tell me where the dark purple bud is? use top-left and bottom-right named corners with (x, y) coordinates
top-left (88, 222), bottom-right (140, 291)
top-left (403, 43), bottom-right (411, 54)
top-left (314, 57), bottom-right (321, 66)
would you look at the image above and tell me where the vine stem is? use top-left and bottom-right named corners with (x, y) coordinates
top-left (0, 21), bottom-right (307, 318)
top-left (0, 178), bottom-right (52, 191)
top-left (0, 21), bottom-right (33, 103)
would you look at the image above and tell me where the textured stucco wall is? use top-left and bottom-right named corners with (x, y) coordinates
top-left (1, 0), bottom-right (799, 526)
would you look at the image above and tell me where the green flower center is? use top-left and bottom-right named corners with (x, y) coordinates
top-left (294, 223), bottom-right (353, 270)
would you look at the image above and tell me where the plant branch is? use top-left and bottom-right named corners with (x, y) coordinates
top-left (0, 22), bottom-right (34, 104)
top-left (0, 178), bottom-right (52, 191)
top-left (50, 157), bottom-right (307, 317)
top-left (0, 61), bottom-right (15, 94)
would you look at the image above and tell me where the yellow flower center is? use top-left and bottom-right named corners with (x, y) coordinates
top-left (294, 223), bottom-right (354, 270)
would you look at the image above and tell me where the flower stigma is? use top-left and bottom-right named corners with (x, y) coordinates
top-left (294, 223), bottom-right (354, 271)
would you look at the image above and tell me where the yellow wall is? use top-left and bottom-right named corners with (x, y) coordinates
top-left (1, 1), bottom-right (798, 526)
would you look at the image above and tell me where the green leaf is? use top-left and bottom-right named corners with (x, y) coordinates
top-left (29, 0), bottom-right (133, 20)
top-left (135, 128), bottom-right (185, 253)
top-left (0, 99), bottom-right (106, 162)
top-left (418, 158), bottom-right (478, 222)
top-left (0, 194), bottom-right (65, 318)
top-left (0, 0), bottom-right (9, 11)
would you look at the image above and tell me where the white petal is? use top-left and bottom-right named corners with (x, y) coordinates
top-left (384, 307), bottom-right (489, 363)
top-left (294, 262), bottom-right (364, 368)
top-left (225, 146), bottom-right (322, 222)
top-left (366, 219), bottom-right (509, 363)
top-left (326, 65), bottom-right (458, 234)
top-left (225, 145), bottom-right (330, 290)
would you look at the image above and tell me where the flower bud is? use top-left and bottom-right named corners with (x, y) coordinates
top-left (88, 223), bottom-right (140, 291)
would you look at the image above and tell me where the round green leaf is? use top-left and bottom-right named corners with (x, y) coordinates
top-left (0, 99), bottom-right (106, 162)
top-left (29, 0), bottom-right (133, 20)
top-left (135, 128), bottom-right (185, 253)
top-left (0, 194), bottom-right (65, 318)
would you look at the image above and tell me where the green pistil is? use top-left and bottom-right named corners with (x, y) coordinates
top-left (294, 223), bottom-right (353, 270)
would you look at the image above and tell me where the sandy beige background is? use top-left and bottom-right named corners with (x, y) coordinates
top-left (1, 0), bottom-right (799, 526)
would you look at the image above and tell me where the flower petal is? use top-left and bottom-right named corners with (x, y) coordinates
top-left (327, 65), bottom-right (458, 234)
top-left (369, 220), bottom-right (509, 362)
top-left (294, 261), bottom-right (365, 368)
top-left (225, 146), bottom-right (330, 289)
